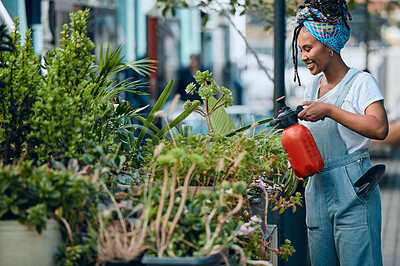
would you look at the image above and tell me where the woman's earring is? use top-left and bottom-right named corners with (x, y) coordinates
top-left (329, 50), bottom-right (334, 57)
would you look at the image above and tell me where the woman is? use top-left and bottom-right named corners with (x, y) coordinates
top-left (291, 1), bottom-right (388, 265)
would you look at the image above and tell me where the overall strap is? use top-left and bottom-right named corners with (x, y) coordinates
top-left (311, 74), bottom-right (324, 101)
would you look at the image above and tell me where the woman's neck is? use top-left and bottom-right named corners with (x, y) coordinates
top-left (318, 57), bottom-right (350, 98)
top-left (324, 57), bottom-right (350, 85)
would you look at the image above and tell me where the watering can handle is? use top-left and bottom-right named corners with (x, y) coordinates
top-left (294, 106), bottom-right (304, 116)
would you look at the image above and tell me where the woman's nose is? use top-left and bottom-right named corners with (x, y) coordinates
top-left (300, 51), bottom-right (307, 61)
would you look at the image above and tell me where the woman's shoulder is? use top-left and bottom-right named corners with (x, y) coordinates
top-left (347, 68), bottom-right (383, 109)
top-left (351, 68), bottom-right (378, 89)
top-left (351, 68), bottom-right (377, 81)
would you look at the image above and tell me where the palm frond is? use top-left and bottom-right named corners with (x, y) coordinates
top-left (124, 58), bottom-right (157, 77)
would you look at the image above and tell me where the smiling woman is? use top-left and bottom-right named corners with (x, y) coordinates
top-left (290, 1), bottom-right (389, 266)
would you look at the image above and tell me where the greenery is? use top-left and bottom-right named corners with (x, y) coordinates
top-left (0, 160), bottom-right (98, 233)
top-left (0, 6), bottom-right (305, 266)
top-left (0, 159), bottom-right (100, 265)
top-left (143, 133), bottom-right (293, 189)
top-left (139, 128), bottom-right (301, 262)
top-left (29, 10), bottom-right (98, 162)
top-left (0, 20), bottom-right (40, 165)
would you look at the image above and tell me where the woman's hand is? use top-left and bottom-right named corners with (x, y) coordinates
top-left (297, 101), bottom-right (333, 122)
top-left (297, 100), bottom-right (388, 140)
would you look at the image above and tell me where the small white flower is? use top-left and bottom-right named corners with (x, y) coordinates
top-left (250, 215), bottom-right (262, 224)
top-left (225, 188), bottom-right (233, 195)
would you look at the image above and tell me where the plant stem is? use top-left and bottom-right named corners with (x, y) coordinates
top-left (209, 101), bottom-right (227, 115)
top-left (159, 163), bottom-right (177, 256)
top-left (163, 163), bottom-right (197, 255)
top-left (204, 194), bottom-right (243, 253)
top-left (155, 165), bottom-right (169, 250)
top-left (204, 99), bottom-right (213, 133)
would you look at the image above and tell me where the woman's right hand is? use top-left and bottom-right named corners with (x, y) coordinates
top-left (297, 101), bottom-right (333, 122)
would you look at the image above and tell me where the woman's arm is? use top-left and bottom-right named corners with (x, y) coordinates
top-left (298, 100), bottom-right (388, 140)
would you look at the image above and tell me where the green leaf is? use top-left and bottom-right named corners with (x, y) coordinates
top-left (135, 79), bottom-right (174, 149)
top-left (150, 100), bottom-right (200, 144)
top-left (207, 96), bottom-right (236, 135)
top-left (225, 118), bottom-right (273, 137)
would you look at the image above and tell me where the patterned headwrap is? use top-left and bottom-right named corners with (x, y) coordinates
top-left (296, 6), bottom-right (351, 54)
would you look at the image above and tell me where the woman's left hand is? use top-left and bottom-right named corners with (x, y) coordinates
top-left (297, 101), bottom-right (332, 122)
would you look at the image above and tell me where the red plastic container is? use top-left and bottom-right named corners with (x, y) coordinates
top-left (281, 123), bottom-right (324, 179)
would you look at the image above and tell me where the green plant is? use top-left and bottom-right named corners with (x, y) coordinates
top-left (0, 21), bottom-right (40, 164)
top-left (183, 70), bottom-right (272, 136)
top-left (96, 179), bottom-right (151, 263)
top-left (0, 161), bottom-right (97, 231)
top-left (89, 44), bottom-right (202, 169)
top-left (184, 70), bottom-right (234, 134)
top-left (0, 159), bottom-right (100, 265)
top-left (28, 9), bottom-right (99, 162)
top-left (143, 145), bottom-right (247, 258)
top-left (142, 132), bottom-right (301, 263)
top-left (144, 132), bottom-right (297, 191)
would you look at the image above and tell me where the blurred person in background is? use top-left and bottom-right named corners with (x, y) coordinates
top-left (175, 54), bottom-right (203, 102)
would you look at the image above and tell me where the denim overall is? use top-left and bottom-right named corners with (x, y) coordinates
top-left (305, 70), bottom-right (382, 266)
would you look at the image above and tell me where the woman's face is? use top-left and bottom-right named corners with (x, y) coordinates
top-left (297, 27), bottom-right (332, 75)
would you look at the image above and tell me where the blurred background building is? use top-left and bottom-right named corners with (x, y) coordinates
top-left (2, 0), bottom-right (400, 126)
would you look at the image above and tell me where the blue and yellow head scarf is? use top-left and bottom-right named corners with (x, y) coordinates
top-left (296, 6), bottom-right (351, 54)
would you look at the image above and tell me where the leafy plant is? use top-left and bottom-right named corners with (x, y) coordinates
top-left (0, 161), bottom-right (97, 231)
top-left (28, 9), bottom-right (99, 162)
top-left (89, 44), bottom-right (202, 169)
top-left (97, 180), bottom-right (151, 262)
top-left (183, 70), bottom-right (272, 136)
top-left (144, 132), bottom-right (297, 191)
top-left (184, 70), bottom-right (234, 134)
top-left (142, 129), bottom-right (300, 263)
top-left (0, 20), bottom-right (40, 164)
top-left (143, 145), bottom-right (248, 258)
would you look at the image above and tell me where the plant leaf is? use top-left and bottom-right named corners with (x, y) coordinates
top-left (135, 79), bottom-right (174, 149)
top-left (225, 118), bottom-right (273, 137)
top-left (150, 100), bottom-right (200, 144)
top-left (207, 96), bottom-right (236, 135)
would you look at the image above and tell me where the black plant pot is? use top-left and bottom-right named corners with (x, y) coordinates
top-left (141, 254), bottom-right (221, 266)
top-left (105, 257), bottom-right (144, 266)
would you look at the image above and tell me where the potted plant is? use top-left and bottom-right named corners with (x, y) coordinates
top-left (135, 70), bottom-right (303, 264)
top-left (0, 6), bottom-right (203, 264)
top-left (0, 159), bottom-right (99, 266)
top-left (138, 145), bottom-right (248, 265)
top-left (0, 9), bottom-right (102, 265)
top-left (96, 178), bottom-right (150, 266)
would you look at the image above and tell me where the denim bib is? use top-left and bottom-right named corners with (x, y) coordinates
top-left (307, 70), bottom-right (368, 169)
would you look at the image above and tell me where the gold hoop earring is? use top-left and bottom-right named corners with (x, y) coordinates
top-left (329, 50), bottom-right (334, 57)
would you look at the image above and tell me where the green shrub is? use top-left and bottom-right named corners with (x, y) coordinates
top-left (29, 9), bottom-right (99, 162)
top-left (0, 20), bottom-right (41, 164)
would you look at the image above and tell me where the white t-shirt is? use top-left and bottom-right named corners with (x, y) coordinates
top-left (301, 67), bottom-right (384, 154)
